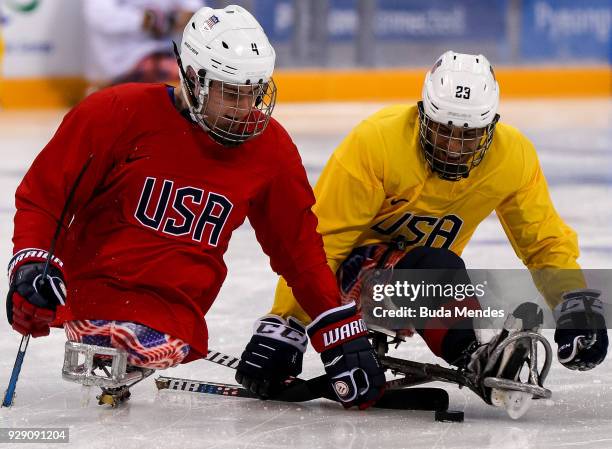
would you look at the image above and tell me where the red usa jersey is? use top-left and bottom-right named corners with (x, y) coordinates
top-left (11, 83), bottom-right (339, 362)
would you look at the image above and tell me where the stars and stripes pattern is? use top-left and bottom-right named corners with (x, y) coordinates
top-left (64, 320), bottom-right (190, 369)
top-left (204, 14), bottom-right (220, 30)
top-left (336, 244), bottom-right (414, 338)
top-left (337, 244), bottom-right (405, 306)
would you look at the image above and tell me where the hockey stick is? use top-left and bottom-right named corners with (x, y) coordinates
top-left (156, 349), bottom-right (450, 411)
top-left (155, 374), bottom-right (450, 411)
top-left (1, 336), bottom-right (30, 407)
top-left (202, 349), bottom-right (333, 401)
top-left (155, 375), bottom-right (333, 402)
top-left (2, 154), bottom-right (93, 408)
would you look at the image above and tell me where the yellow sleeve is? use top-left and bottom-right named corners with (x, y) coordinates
top-left (495, 135), bottom-right (585, 308)
top-left (271, 120), bottom-right (387, 323)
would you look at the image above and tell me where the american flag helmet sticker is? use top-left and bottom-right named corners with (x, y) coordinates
top-left (204, 14), bottom-right (220, 30)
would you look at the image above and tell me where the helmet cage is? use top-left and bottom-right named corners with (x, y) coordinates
top-left (418, 101), bottom-right (499, 181)
top-left (174, 42), bottom-right (277, 147)
top-left (200, 76), bottom-right (277, 147)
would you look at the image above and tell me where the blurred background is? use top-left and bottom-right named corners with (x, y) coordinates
top-left (0, 0), bottom-right (610, 107)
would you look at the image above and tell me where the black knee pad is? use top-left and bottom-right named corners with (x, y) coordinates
top-left (394, 247), bottom-right (473, 315)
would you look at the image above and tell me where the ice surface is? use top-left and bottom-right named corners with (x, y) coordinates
top-left (0, 100), bottom-right (611, 449)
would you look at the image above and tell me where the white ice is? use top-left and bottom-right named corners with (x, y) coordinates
top-left (0, 99), bottom-right (611, 449)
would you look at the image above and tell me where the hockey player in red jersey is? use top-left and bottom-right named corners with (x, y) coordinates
top-left (6, 5), bottom-right (384, 408)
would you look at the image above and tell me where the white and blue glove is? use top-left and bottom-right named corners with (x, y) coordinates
top-left (236, 315), bottom-right (307, 398)
top-left (554, 289), bottom-right (608, 371)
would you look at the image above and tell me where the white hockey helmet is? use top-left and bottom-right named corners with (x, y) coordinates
top-left (175, 5), bottom-right (277, 146)
top-left (418, 51), bottom-right (500, 180)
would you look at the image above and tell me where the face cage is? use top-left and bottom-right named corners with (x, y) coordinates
top-left (185, 75), bottom-right (277, 147)
top-left (173, 43), bottom-right (277, 147)
top-left (204, 78), bottom-right (277, 147)
top-left (417, 102), bottom-right (499, 181)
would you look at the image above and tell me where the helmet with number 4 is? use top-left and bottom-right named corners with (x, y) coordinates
top-left (175, 5), bottom-right (277, 146)
top-left (418, 51), bottom-right (500, 181)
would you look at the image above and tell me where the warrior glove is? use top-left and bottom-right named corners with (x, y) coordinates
top-left (7, 259), bottom-right (66, 338)
top-left (236, 315), bottom-right (307, 398)
top-left (554, 289), bottom-right (608, 371)
top-left (307, 302), bottom-right (385, 409)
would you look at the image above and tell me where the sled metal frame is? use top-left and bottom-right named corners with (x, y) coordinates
top-left (62, 341), bottom-right (153, 388)
top-left (371, 330), bottom-right (553, 400)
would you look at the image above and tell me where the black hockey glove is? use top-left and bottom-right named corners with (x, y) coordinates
top-left (236, 315), bottom-right (307, 398)
top-left (554, 289), bottom-right (608, 371)
top-left (7, 261), bottom-right (66, 337)
top-left (307, 302), bottom-right (386, 409)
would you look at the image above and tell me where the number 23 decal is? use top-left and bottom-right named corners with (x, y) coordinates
top-left (455, 85), bottom-right (471, 99)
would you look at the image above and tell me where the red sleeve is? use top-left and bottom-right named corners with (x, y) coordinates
top-left (12, 89), bottom-right (126, 264)
top-left (247, 138), bottom-right (340, 319)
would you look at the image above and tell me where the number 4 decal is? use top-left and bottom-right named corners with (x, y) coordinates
top-left (455, 86), bottom-right (471, 99)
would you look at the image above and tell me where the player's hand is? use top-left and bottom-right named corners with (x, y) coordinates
top-left (307, 303), bottom-right (385, 409)
top-left (236, 315), bottom-right (307, 398)
top-left (554, 289), bottom-right (608, 370)
top-left (7, 262), bottom-right (66, 337)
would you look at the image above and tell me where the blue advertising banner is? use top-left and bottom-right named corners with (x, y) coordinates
top-left (254, 0), bottom-right (292, 41)
top-left (521, 0), bottom-right (611, 62)
top-left (254, 0), bottom-right (508, 43)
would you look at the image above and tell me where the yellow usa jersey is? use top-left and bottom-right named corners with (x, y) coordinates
top-left (273, 104), bottom-right (584, 323)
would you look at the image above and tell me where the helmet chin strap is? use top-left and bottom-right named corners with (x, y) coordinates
top-left (173, 42), bottom-right (199, 110)
top-left (180, 83), bottom-right (210, 132)
top-left (172, 41), bottom-right (212, 132)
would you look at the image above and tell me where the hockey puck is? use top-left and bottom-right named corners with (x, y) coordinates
top-left (434, 410), bottom-right (464, 422)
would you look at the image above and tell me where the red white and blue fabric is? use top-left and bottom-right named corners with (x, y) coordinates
top-left (336, 244), bottom-right (412, 337)
top-left (64, 320), bottom-right (190, 369)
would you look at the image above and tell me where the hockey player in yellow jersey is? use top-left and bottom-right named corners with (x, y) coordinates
top-left (234, 51), bottom-right (608, 413)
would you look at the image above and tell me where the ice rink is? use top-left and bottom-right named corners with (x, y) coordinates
top-left (0, 99), bottom-right (611, 449)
